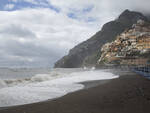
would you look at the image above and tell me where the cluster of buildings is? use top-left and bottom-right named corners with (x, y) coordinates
top-left (99, 20), bottom-right (150, 66)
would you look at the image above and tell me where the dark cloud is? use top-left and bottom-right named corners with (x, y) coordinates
top-left (102, 0), bottom-right (150, 14)
top-left (0, 24), bottom-right (36, 38)
top-left (0, 0), bottom-right (150, 67)
top-left (0, 39), bottom-right (65, 67)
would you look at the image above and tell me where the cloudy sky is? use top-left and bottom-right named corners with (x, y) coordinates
top-left (0, 0), bottom-right (149, 67)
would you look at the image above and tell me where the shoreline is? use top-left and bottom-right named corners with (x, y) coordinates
top-left (0, 78), bottom-right (112, 110)
top-left (1, 70), bottom-right (150, 113)
top-left (0, 68), bottom-right (119, 109)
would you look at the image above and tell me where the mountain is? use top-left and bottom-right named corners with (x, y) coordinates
top-left (147, 15), bottom-right (150, 21)
top-left (98, 20), bottom-right (150, 66)
top-left (54, 10), bottom-right (148, 68)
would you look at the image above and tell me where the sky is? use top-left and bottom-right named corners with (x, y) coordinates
top-left (0, 0), bottom-right (149, 68)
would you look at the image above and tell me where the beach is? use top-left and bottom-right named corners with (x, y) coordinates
top-left (1, 70), bottom-right (150, 113)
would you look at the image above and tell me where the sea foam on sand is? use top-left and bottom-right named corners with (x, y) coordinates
top-left (0, 69), bottom-right (118, 107)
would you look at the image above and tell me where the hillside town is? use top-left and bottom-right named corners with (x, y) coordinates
top-left (98, 19), bottom-right (150, 66)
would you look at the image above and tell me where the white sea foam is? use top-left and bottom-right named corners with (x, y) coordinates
top-left (0, 79), bottom-right (6, 88)
top-left (0, 69), bottom-right (118, 107)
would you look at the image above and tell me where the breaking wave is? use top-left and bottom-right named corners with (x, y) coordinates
top-left (0, 79), bottom-right (7, 88)
top-left (0, 69), bottom-right (118, 107)
top-left (0, 71), bottom-right (64, 88)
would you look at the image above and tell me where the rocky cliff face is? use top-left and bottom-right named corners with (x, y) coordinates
top-left (147, 15), bottom-right (150, 21)
top-left (54, 10), bottom-right (148, 68)
top-left (98, 20), bottom-right (150, 66)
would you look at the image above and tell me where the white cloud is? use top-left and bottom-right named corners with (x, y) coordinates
top-left (1, 0), bottom-right (150, 67)
top-left (47, 0), bottom-right (119, 27)
top-left (0, 8), bottom-right (98, 67)
top-left (48, 0), bottom-right (150, 25)
top-left (11, 0), bottom-right (18, 2)
top-left (4, 4), bottom-right (15, 10)
top-left (23, 0), bottom-right (38, 4)
top-left (0, 24), bottom-right (36, 38)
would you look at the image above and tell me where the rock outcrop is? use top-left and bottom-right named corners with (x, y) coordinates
top-left (98, 20), bottom-right (150, 66)
top-left (54, 10), bottom-right (148, 68)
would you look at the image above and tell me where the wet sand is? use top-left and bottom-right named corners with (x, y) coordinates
top-left (1, 71), bottom-right (150, 113)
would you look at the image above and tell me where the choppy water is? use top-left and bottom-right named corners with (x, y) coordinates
top-left (0, 68), bottom-right (118, 107)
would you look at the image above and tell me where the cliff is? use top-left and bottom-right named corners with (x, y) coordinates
top-left (98, 20), bottom-right (150, 66)
top-left (54, 10), bottom-right (148, 68)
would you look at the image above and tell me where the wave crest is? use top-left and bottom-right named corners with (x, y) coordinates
top-left (0, 79), bottom-right (7, 88)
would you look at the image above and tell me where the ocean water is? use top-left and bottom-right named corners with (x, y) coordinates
top-left (0, 68), bottom-right (118, 107)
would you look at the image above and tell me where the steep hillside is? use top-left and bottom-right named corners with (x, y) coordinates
top-left (147, 15), bottom-right (150, 21)
top-left (98, 20), bottom-right (150, 66)
top-left (54, 10), bottom-right (148, 68)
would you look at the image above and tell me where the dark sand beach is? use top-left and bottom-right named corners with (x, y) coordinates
top-left (1, 71), bottom-right (150, 113)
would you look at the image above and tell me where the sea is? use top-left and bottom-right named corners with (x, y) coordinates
top-left (0, 67), bottom-right (118, 107)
